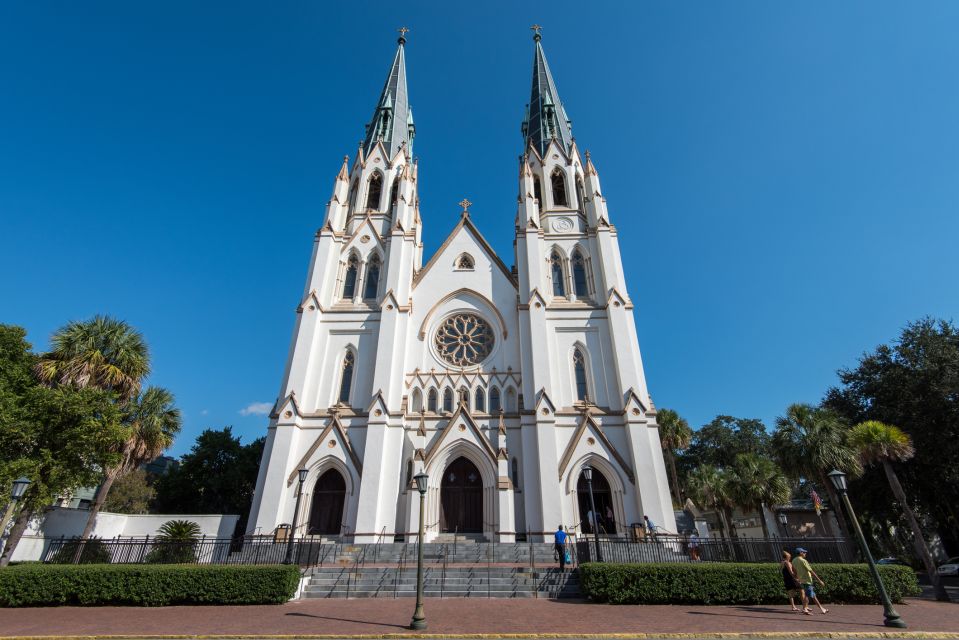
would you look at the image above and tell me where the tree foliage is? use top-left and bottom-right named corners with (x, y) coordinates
top-left (103, 469), bottom-right (154, 514)
top-left (679, 415), bottom-right (771, 475)
top-left (152, 428), bottom-right (264, 534)
top-left (823, 318), bottom-right (959, 554)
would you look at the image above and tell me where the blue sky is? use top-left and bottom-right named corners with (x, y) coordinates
top-left (2, 2), bottom-right (957, 457)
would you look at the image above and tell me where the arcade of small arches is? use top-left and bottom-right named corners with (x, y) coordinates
top-left (347, 171), bottom-right (403, 219)
top-left (298, 450), bottom-right (628, 540)
top-left (407, 383), bottom-right (518, 415)
top-left (531, 167), bottom-right (586, 213)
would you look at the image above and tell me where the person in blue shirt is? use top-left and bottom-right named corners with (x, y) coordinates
top-left (554, 525), bottom-right (569, 570)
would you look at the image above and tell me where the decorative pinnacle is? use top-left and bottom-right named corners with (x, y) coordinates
top-left (458, 198), bottom-right (473, 215)
top-left (530, 24), bottom-right (542, 41)
top-left (397, 26), bottom-right (409, 44)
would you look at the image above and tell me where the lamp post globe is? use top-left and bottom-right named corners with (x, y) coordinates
top-left (10, 478), bottom-right (30, 501)
top-left (827, 469), bottom-right (905, 628)
top-left (410, 472), bottom-right (428, 630)
top-left (284, 467), bottom-right (309, 565)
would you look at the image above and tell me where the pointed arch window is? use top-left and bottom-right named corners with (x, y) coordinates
top-left (573, 348), bottom-right (588, 402)
top-left (533, 176), bottom-right (543, 206)
top-left (443, 388), bottom-right (454, 413)
top-left (348, 179), bottom-right (359, 214)
top-left (427, 388), bottom-right (438, 413)
top-left (505, 388), bottom-right (517, 413)
top-left (411, 388), bottom-right (423, 413)
top-left (405, 459), bottom-right (414, 487)
top-left (342, 254), bottom-right (359, 299)
top-left (511, 457), bottom-right (520, 489)
top-left (475, 388), bottom-right (486, 413)
top-left (489, 387), bottom-right (501, 413)
top-left (363, 254), bottom-right (381, 300)
top-left (572, 250), bottom-right (589, 298)
top-left (551, 169), bottom-right (568, 207)
top-left (550, 251), bottom-right (566, 298)
top-left (389, 177), bottom-right (400, 211)
top-left (366, 173), bottom-right (383, 211)
top-left (338, 351), bottom-right (355, 404)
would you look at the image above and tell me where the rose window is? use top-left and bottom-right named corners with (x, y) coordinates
top-left (434, 313), bottom-right (494, 367)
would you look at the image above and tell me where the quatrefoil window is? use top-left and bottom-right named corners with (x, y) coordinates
top-left (434, 313), bottom-right (494, 367)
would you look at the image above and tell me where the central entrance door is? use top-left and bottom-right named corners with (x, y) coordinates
top-left (577, 468), bottom-right (614, 534)
top-left (440, 456), bottom-right (483, 533)
top-left (308, 469), bottom-right (346, 535)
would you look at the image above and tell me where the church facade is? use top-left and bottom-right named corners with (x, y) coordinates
top-left (247, 30), bottom-right (676, 543)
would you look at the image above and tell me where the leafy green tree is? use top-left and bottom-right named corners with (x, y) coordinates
top-left (686, 464), bottom-right (735, 538)
top-left (34, 315), bottom-right (150, 402)
top-left (103, 468), bottom-right (155, 514)
top-left (727, 453), bottom-right (792, 539)
top-left (152, 428), bottom-right (264, 535)
top-left (824, 318), bottom-right (959, 555)
top-left (80, 386), bottom-right (181, 539)
top-left (771, 403), bottom-right (861, 539)
top-left (679, 415), bottom-right (771, 475)
top-left (850, 420), bottom-right (950, 601)
top-left (656, 408), bottom-right (692, 506)
top-left (0, 326), bottom-right (38, 493)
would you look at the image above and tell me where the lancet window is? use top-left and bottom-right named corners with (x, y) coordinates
top-left (533, 176), bottom-right (543, 206)
top-left (572, 250), bottom-right (589, 298)
top-left (427, 388), bottom-right (438, 413)
top-left (573, 348), bottom-right (588, 402)
top-left (342, 254), bottom-right (359, 299)
top-left (389, 177), bottom-right (400, 211)
top-left (489, 387), bottom-right (501, 413)
top-left (475, 388), bottom-right (486, 413)
top-left (551, 169), bottom-right (568, 207)
top-left (366, 173), bottom-right (383, 211)
top-left (363, 254), bottom-right (381, 300)
top-left (443, 388), bottom-right (454, 413)
top-left (550, 251), bottom-right (566, 298)
top-left (338, 351), bottom-right (355, 404)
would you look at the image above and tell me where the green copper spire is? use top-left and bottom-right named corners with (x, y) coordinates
top-left (363, 30), bottom-right (414, 158)
top-left (522, 26), bottom-right (573, 157)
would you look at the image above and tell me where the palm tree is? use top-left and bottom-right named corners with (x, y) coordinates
top-left (728, 453), bottom-right (792, 539)
top-left (686, 464), bottom-right (736, 539)
top-left (772, 403), bottom-right (861, 538)
top-left (850, 420), bottom-right (951, 602)
top-left (35, 315), bottom-right (150, 402)
top-left (657, 408), bottom-right (692, 506)
top-left (79, 386), bottom-right (181, 540)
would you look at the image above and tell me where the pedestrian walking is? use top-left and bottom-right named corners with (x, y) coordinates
top-left (780, 550), bottom-right (804, 612)
top-left (605, 505), bottom-right (615, 532)
top-left (688, 531), bottom-right (701, 561)
top-left (793, 547), bottom-right (829, 614)
top-left (644, 515), bottom-right (656, 541)
top-left (554, 525), bottom-right (569, 570)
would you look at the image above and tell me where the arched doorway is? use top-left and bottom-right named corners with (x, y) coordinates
top-left (577, 468), bottom-right (614, 534)
top-left (308, 469), bottom-right (346, 535)
top-left (440, 456), bottom-right (483, 533)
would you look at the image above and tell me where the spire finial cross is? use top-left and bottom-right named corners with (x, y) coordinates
top-left (458, 198), bottom-right (473, 214)
top-left (530, 24), bottom-right (542, 41)
top-left (397, 26), bottom-right (409, 43)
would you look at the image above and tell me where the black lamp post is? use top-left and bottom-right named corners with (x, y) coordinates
top-left (777, 511), bottom-right (789, 537)
top-left (0, 477), bottom-right (31, 541)
top-left (828, 469), bottom-right (905, 628)
top-left (410, 472), bottom-right (429, 630)
top-left (284, 467), bottom-right (309, 565)
top-left (582, 466), bottom-right (603, 562)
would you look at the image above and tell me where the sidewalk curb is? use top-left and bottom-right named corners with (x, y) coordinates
top-left (2, 634), bottom-right (957, 640)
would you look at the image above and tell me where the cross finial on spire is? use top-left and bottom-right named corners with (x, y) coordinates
top-left (397, 26), bottom-right (409, 44)
top-left (458, 198), bottom-right (473, 215)
top-left (530, 24), bottom-right (542, 41)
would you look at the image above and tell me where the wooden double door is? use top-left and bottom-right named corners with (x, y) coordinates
top-left (308, 469), bottom-right (346, 535)
top-left (440, 456), bottom-right (483, 533)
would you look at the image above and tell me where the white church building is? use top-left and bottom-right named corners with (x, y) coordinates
top-left (247, 30), bottom-right (676, 543)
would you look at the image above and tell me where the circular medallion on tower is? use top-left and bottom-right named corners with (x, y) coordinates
top-left (433, 313), bottom-right (495, 367)
top-left (552, 216), bottom-right (574, 232)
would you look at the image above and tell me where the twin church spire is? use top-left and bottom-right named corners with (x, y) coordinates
top-left (360, 27), bottom-right (573, 160)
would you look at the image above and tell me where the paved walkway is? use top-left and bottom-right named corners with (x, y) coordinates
top-left (0, 598), bottom-right (956, 637)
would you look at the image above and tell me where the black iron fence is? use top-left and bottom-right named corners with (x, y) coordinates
top-left (576, 535), bottom-right (857, 564)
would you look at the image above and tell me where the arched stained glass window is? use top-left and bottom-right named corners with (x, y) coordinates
top-left (338, 351), bottom-right (355, 404)
top-left (551, 169), bottom-right (568, 207)
top-left (550, 251), bottom-right (566, 298)
top-left (573, 348), bottom-right (588, 401)
top-left (475, 388), bottom-right (486, 413)
top-left (427, 388), bottom-right (438, 413)
top-left (363, 254), bottom-right (381, 300)
top-left (572, 250), bottom-right (589, 297)
top-left (489, 387), bottom-right (501, 413)
top-left (342, 254), bottom-right (359, 299)
top-left (443, 388), bottom-right (453, 413)
top-left (366, 173), bottom-right (383, 211)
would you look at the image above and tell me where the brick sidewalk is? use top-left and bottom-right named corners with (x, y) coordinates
top-left (0, 598), bottom-right (956, 637)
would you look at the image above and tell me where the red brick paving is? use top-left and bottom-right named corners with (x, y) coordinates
top-left (0, 598), bottom-right (956, 637)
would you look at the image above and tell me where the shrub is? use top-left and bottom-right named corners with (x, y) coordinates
top-left (145, 519), bottom-right (201, 564)
top-left (0, 564), bottom-right (300, 607)
top-left (579, 562), bottom-right (920, 605)
top-left (48, 537), bottom-right (112, 565)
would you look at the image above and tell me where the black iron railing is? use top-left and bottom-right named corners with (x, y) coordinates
top-left (575, 535), bottom-right (856, 564)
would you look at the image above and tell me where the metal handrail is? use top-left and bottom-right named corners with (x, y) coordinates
top-left (393, 539), bottom-right (408, 599)
top-left (440, 543), bottom-right (448, 599)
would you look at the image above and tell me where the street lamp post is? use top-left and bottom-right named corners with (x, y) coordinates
top-left (284, 467), bottom-right (309, 565)
top-left (0, 478), bottom-right (31, 542)
top-left (828, 469), bottom-right (906, 629)
top-left (410, 472), bottom-right (429, 630)
top-left (778, 511), bottom-right (789, 538)
top-left (582, 466), bottom-right (603, 562)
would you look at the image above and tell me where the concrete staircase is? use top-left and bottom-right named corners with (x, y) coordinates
top-left (302, 565), bottom-right (579, 599)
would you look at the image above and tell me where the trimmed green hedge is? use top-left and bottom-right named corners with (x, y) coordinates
top-left (579, 562), bottom-right (920, 605)
top-left (0, 564), bottom-right (301, 607)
